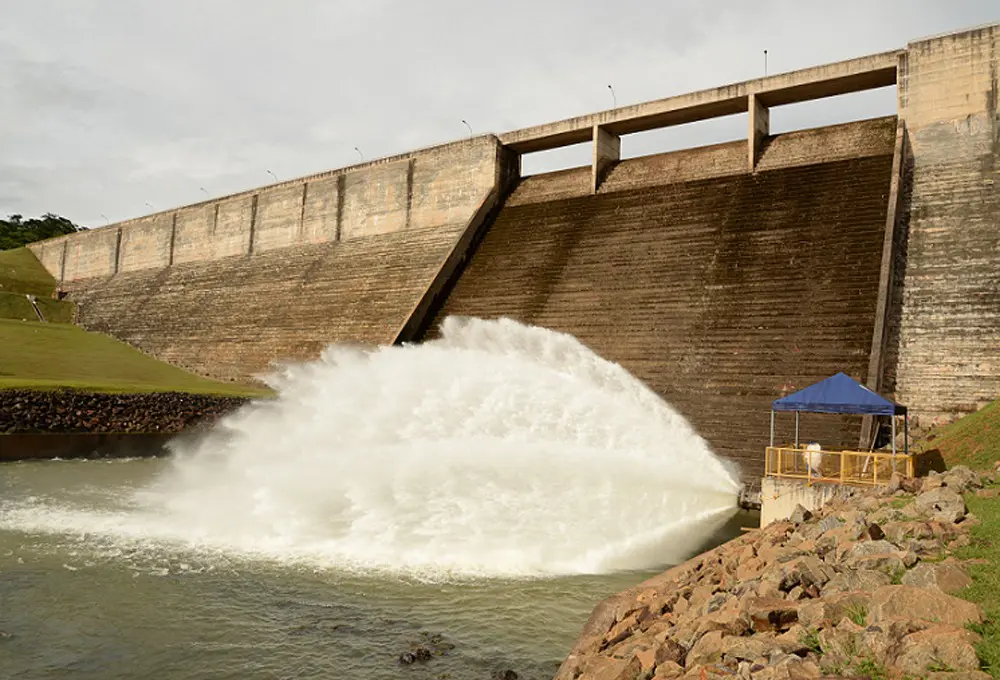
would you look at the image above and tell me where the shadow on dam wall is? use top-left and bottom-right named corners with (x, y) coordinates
top-left (426, 117), bottom-right (898, 478)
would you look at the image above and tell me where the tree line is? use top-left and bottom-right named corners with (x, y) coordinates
top-left (1, 214), bottom-right (85, 251)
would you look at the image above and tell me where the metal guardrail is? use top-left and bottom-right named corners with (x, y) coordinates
top-left (765, 446), bottom-right (913, 486)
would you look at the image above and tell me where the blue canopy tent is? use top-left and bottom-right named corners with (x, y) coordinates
top-left (770, 372), bottom-right (909, 459)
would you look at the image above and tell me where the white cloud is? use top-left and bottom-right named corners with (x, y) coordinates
top-left (1, 0), bottom-right (996, 226)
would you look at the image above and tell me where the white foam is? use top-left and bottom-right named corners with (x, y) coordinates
top-left (1, 317), bottom-right (740, 577)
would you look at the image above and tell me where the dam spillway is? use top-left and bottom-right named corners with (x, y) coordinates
top-left (24, 24), bottom-right (1000, 475)
top-left (427, 119), bottom-right (897, 477)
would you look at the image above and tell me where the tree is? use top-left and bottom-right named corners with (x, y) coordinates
top-left (0, 213), bottom-right (85, 250)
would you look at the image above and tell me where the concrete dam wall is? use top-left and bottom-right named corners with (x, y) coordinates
top-left (429, 118), bottom-right (897, 476)
top-left (30, 137), bottom-right (509, 380)
top-left (25, 24), bottom-right (1000, 474)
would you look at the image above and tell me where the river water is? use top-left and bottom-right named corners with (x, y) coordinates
top-left (1, 318), bottom-right (750, 678)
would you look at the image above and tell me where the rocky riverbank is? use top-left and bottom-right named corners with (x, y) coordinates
top-left (0, 389), bottom-right (252, 434)
top-left (557, 467), bottom-right (995, 680)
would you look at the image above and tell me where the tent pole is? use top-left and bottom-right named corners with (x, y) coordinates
top-left (891, 415), bottom-right (897, 474)
top-left (770, 410), bottom-right (775, 448)
top-left (795, 412), bottom-right (800, 449)
top-left (904, 412), bottom-right (909, 456)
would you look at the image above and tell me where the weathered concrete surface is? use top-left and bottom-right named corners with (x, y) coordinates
top-left (30, 137), bottom-right (501, 282)
top-left (429, 119), bottom-right (897, 477)
top-left (890, 25), bottom-right (1000, 425)
top-left (53, 138), bottom-right (504, 382)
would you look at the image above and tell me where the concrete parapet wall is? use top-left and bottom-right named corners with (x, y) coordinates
top-left (29, 137), bottom-right (501, 282)
top-left (760, 478), bottom-right (856, 526)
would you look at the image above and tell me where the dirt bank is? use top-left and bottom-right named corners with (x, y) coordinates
top-left (558, 467), bottom-right (995, 680)
top-left (0, 389), bottom-right (252, 434)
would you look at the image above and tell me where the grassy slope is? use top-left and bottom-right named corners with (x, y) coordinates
top-left (0, 247), bottom-right (57, 296)
top-left (920, 400), bottom-right (1000, 677)
top-left (0, 318), bottom-right (269, 397)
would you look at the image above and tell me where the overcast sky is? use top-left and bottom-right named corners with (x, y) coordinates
top-left (1, 1), bottom-right (996, 227)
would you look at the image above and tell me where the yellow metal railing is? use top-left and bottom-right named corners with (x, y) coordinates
top-left (764, 446), bottom-right (914, 487)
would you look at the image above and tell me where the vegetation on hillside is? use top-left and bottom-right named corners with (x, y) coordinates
top-left (916, 401), bottom-right (1000, 472)
top-left (0, 213), bottom-right (83, 250)
top-left (0, 247), bottom-right (59, 296)
top-left (0, 319), bottom-right (269, 397)
top-left (915, 400), bottom-right (1000, 677)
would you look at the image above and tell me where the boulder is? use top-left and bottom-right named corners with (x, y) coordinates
top-left (901, 562), bottom-right (972, 593)
top-left (941, 465), bottom-right (982, 491)
top-left (916, 487), bottom-right (968, 523)
top-left (894, 626), bottom-right (981, 676)
top-left (723, 636), bottom-right (774, 663)
top-left (742, 597), bottom-right (799, 632)
top-left (779, 555), bottom-right (837, 591)
top-left (926, 672), bottom-right (992, 680)
top-left (790, 505), bottom-right (813, 524)
top-left (685, 630), bottom-right (727, 668)
top-left (820, 568), bottom-right (892, 595)
top-left (652, 660), bottom-right (684, 679)
top-left (869, 586), bottom-right (984, 627)
top-left (588, 656), bottom-right (643, 680)
top-left (864, 523), bottom-right (886, 540)
top-left (845, 552), bottom-right (907, 574)
top-left (900, 476), bottom-right (924, 494)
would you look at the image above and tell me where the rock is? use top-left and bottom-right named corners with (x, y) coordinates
top-left (588, 656), bottom-right (643, 680)
top-left (894, 626), bottom-right (981, 675)
top-left (737, 557), bottom-right (765, 582)
top-left (820, 568), bottom-right (892, 595)
top-left (864, 523), bottom-right (885, 540)
top-left (887, 473), bottom-right (903, 493)
top-left (900, 476), bottom-right (924, 494)
top-left (491, 671), bottom-right (519, 680)
top-left (652, 660), bottom-right (684, 679)
top-left (685, 630), bottom-right (727, 668)
top-left (742, 597), bottom-right (799, 632)
top-left (790, 505), bottom-right (813, 524)
top-left (870, 586), bottom-right (984, 626)
top-left (926, 672), bottom-right (993, 680)
top-left (901, 562), bottom-right (972, 593)
top-left (916, 488), bottom-right (968, 523)
top-left (845, 552), bottom-right (907, 574)
top-left (817, 516), bottom-right (843, 533)
top-left (941, 465), bottom-right (982, 491)
top-left (723, 636), bottom-right (774, 662)
top-left (883, 520), bottom-right (935, 545)
top-left (777, 556), bottom-right (836, 592)
top-left (655, 638), bottom-right (687, 667)
top-left (848, 539), bottom-right (899, 558)
top-left (398, 647), bottom-right (432, 664)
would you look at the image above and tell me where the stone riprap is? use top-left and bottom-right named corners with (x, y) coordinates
top-left (556, 467), bottom-right (991, 680)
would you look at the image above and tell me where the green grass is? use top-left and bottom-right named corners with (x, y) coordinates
top-left (0, 291), bottom-right (75, 323)
top-left (956, 492), bottom-right (1000, 678)
top-left (0, 318), bottom-right (270, 397)
top-left (0, 247), bottom-right (57, 296)
top-left (845, 602), bottom-right (869, 626)
top-left (916, 400), bottom-right (1000, 471)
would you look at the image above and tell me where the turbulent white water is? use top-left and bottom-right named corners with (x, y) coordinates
top-left (3, 317), bottom-right (740, 577)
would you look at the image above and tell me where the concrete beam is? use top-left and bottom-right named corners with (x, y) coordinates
top-left (592, 125), bottom-right (621, 193)
top-left (500, 51), bottom-right (899, 153)
top-left (748, 93), bottom-right (770, 172)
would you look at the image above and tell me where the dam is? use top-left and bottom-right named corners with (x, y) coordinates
top-left (26, 24), bottom-right (1000, 477)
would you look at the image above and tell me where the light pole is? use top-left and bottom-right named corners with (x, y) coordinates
top-left (200, 187), bottom-right (209, 199)
top-left (266, 170), bottom-right (278, 183)
top-left (764, 50), bottom-right (768, 77)
top-left (461, 119), bottom-right (473, 136)
top-left (145, 202), bottom-right (154, 212)
top-left (608, 84), bottom-right (616, 109)
top-left (354, 147), bottom-right (364, 162)
top-left (100, 213), bottom-right (110, 225)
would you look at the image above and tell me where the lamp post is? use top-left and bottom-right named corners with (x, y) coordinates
top-left (461, 119), bottom-right (473, 136)
top-left (266, 170), bottom-right (278, 183)
top-left (764, 50), bottom-right (768, 77)
top-left (145, 202), bottom-right (154, 212)
top-left (608, 84), bottom-right (616, 109)
top-left (100, 213), bottom-right (110, 225)
top-left (200, 187), bottom-right (209, 199)
top-left (354, 147), bottom-right (364, 162)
